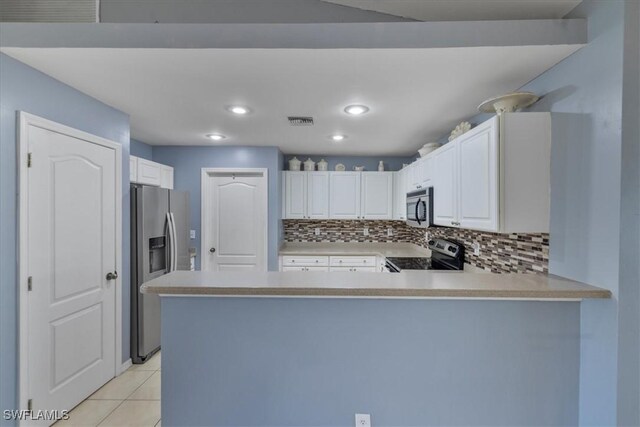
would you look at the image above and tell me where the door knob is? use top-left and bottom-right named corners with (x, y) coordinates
top-left (209, 247), bottom-right (216, 253)
top-left (106, 271), bottom-right (118, 281)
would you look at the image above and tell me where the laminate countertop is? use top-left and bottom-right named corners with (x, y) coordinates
top-left (279, 242), bottom-right (429, 258)
top-left (141, 270), bottom-right (611, 301)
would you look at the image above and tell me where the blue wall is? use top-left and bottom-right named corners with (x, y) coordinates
top-left (130, 138), bottom-right (153, 160)
top-left (162, 297), bottom-right (581, 426)
top-left (0, 53), bottom-right (131, 415)
top-left (152, 146), bottom-right (283, 271)
top-left (284, 154), bottom-right (413, 172)
top-left (519, 2), bottom-right (625, 424)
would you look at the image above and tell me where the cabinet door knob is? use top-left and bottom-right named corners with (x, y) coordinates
top-left (209, 247), bottom-right (216, 253)
top-left (106, 271), bottom-right (118, 281)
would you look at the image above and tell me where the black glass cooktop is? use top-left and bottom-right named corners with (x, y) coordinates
top-left (385, 257), bottom-right (432, 271)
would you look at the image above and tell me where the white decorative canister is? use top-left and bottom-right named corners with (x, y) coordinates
top-left (304, 158), bottom-right (316, 171)
top-left (378, 161), bottom-right (384, 172)
top-left (288, 157), bottom-right (301, 171)
top-left (317, 159), bottom-right (328, 171)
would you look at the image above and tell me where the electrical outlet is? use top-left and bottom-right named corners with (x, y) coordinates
top-left (315, 228), bottom-right (321, 236)
top-left (472, 242), bottom-right (481, 256)
top-left (387, 228), bottom-right (393, 237)
top-left (355, 414), bottom-right (371, 427)
top-left (190, 230), bottom-right (196, 239)
top-left (363, 227), bottom-right (369, 236)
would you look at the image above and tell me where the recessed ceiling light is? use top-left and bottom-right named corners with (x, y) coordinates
top-left (227, 105), bottom-right (251, 115)
top-left (206, 133), bottom-right (226, 141)
top-left (344, 105), bottom-right (369, 116)
top-left (331, 134), bottom-right (347, 141)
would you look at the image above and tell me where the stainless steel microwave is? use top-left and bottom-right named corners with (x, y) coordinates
top-left (406, 187), bottom-right (433, 228)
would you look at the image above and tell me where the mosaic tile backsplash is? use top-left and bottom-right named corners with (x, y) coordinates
top-left (283, 219), bottom-right (549, 274)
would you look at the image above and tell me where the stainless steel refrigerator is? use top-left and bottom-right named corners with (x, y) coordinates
top-left (131, 185), bottom-right (190, 363)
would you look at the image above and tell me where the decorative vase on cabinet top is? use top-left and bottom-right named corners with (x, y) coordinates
top-left (289, 157), bottom-right (301, 171)
top-left (304, 158), bottom-right (316, 171)
top-left (317, 159), bottom-right (328, 171)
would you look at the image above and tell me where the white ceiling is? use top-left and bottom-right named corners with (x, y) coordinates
top-left (322, 0), bottom-right (582, 21)
top-left (2, 46), bottom-right (580, 155)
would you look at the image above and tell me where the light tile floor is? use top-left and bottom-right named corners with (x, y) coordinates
top-left (56, 352), bottom-right (161, 427)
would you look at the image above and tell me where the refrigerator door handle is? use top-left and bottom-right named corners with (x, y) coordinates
top-left (170, 212), bottom-right (178, 272)
top-left (165, 212), bottom-right (172, 273)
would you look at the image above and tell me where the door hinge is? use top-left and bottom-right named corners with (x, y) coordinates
top-left (27, 399), bottom-right (33, 411)
top-left (27, 153), bottom-right (32, 168)
top-left (27, 276), bottom-right (32, 291)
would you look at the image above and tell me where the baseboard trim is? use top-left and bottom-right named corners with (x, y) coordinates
top-left (118, 358), bottom-right (132, 375)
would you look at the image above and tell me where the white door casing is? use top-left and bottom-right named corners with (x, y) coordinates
top-left (18, 112), bottom-right (122, 420)
top-left (201, 169), bottom-right (268, 272)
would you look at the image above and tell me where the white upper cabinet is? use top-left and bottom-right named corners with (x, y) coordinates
top-left (285, 172), bottom-right (307, 219)
top-left (129, 156), bottom-right (138, 182)
top-left (160, 164), bottom-right (174, 190)
top-left (329, 172), bottom-right (362, 219)
top-left (406, 156), bottom-right (432, 192)
top-left (136, 158), bottom-right (162, 187)
top-left (361, 172), bottom-right (393, 219)
top-left (306, 172), bottom-right (330, 219)
top-left (130, 156), bottom-right (174, 189)
top-left (457, 117), bottom-right (498, 231)
top-left (432, 141), bottom-right (459, 227)
top-left (393, 169), bottom-right (407, 220)
top-left (430, 113), bottom-right (551, 233)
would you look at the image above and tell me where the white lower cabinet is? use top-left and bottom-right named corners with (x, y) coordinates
top-left (329, 266), bottom-right (377, 272)
top-left (282, 266), bottom-right (329, 272)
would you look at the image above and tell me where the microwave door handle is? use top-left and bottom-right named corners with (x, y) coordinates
top-left (415, 198), bottom-right (421, 225)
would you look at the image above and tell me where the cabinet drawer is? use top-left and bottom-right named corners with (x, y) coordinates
top-left (329, 256), bottom-right (376, 267)
top-left (329, 266), bottom-right (377, 272)
top-left (282, 266), bottom-right (329, 272)
top-left (282, 256), bottom-right (329, 266)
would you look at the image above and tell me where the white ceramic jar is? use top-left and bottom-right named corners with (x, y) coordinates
top-left (289, 157), bottom-right (301, 171)
top-left (304, 158), bottom-right (316, 171)
top-left (317, 159), bottom-right (328, 171)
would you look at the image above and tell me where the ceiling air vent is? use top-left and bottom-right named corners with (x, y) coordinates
top-left (287, 116), bottom-right (314, 126)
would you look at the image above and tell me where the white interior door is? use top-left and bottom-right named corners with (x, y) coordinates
top-left (22, 116), bottom-right (119, 421)
top-left (203, 170), bottom-right (267, 271)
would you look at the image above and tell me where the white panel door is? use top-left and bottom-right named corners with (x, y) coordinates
top-left (361, 172), bottom-right (393, 219)
top-left (329, 172), bottom-right (361, 219)
top-left (205, 172), bottom-right (267, 271)
top-left (27, 125), bottom-right (117, 418)
top-left (432, 142), bottom-right (459, 227)
top-left (306, 172), bottom-right (329, 219)
top-left (285, 171), bottom-right (307, 219)
top-left (458, 118), bottom-right (499, 231)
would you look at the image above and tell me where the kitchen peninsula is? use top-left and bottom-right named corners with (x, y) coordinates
top-left (143, 270), bottom-right (609, 426)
